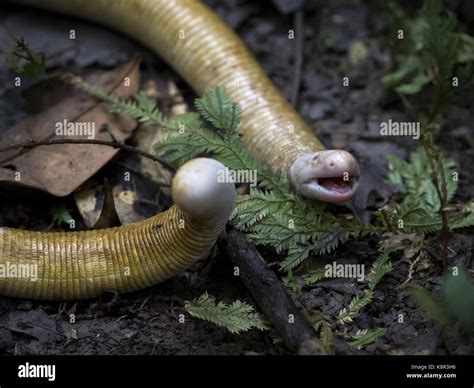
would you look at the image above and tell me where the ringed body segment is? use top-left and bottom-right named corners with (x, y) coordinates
top-left (0, 158), bottom-right (235, 300)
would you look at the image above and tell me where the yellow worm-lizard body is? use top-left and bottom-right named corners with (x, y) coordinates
top-left (0, 158), bottom-right (235, 299)
top-left (1, 0), bottom-right (360, 300)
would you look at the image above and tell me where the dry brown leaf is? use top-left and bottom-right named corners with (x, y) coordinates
top-left (382, 232), bottom-right (425, 260)
top-left (91, 178), bottom-right (121, 229)
top-left (74, 169), bottom-right (164, 228)
top-left (0, 55), bottom-right (141, 196)
top-left (74, 179), bottom-right (104, 227)
top-left (74, 77), bottom-right (180, 227)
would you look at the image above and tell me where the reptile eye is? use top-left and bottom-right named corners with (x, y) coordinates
top-left (312, 155), bottom-right (319, 161)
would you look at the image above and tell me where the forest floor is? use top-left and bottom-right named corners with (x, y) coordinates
top-left (0, 0), bottom-right (472, 355)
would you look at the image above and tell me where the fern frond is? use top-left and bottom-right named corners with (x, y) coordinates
top-left (382, 0), bottom-right (467, 100)
top-left (338, 247), bottom-right (396, 325)
top-left (280, 247), bottom-right (313, 272)
top-left (367, 248), bottom-right (395, 291)
top-left (450, 212), bottom-right (474, 230)
top-left (184, 292), bottom-right (269, 334)
top-left (195, 86), bottom-right (241, 132)
top-left (387, 148), bottom-right (458, 212)
top-left (232, 189), bottom-right (295, 229)
top-left (319, 322), bottom-right (334, 352)
top-left (67, 74), bottom-right (198, 131)
top-left (303, 268), bottom-right (327, 286)
top-left (338, 289), bottom-right (374, 324)
top-left (349, 328), bottom-right (386, 349)
top-left (67, 80), bottom-right (373, 274)
top-left (282, 271), bottom-right (303, 298)
top-left (449, 201), bottom-right (474, 230)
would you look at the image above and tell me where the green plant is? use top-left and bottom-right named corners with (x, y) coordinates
top-left (312, 313), bottom-right (334, 352)
top-left (69, 78), bottom-right (374, 271)
top-left (383, 0), bottom-right (474, 269)
top-left (338, 247), bottom-right (396, 324)
top-left (68, 62), bottom-right (472, 340)
top-left (348, 328), bottom-right (386, 349)
top-left (1, 36), bottom-right (45, 79)
top-left (50, 204), bottom-right (74, 228)
top-left (70, 78), bottom-right (472, 255)
top-left (383, 0), bottom-right (472, 106)
top-left (302, 268), bottom-right (327, 286)
top-left (184, 292), bottom-right (269, 334)
top-left (383, 148), bottom-right (471, 234)
top-left (410, 267), bottom-right (474, 334)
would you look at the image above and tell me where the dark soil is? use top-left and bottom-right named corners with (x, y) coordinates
top-left (0, 0), bottom-right (472, 355)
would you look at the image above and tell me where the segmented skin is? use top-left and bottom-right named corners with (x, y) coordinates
top-left (0, 207), bottom-right (225, 300)
top-left (1, 0), bottom-right (326, 300)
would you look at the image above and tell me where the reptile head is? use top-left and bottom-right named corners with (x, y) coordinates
top-left (288, 150), bottom-right (360, 203)
top-left (172, 158), bottom-right (236, 220)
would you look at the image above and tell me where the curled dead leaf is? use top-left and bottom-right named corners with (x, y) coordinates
top-left (382, 232), bottom-right (424, 260)
top-left (74, 159), bottom-right (164, 228)
top-left (0, 55), bottom-right (141, 196)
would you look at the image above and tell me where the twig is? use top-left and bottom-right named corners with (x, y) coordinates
top-left (290, 9), bottom-right (304, 107)
top-left (432, 170), bottom-right (450, 272)
top-left (223, 228), bottom-right (365, 355)
top-left (398, 256), bottom-right (421, 288)
top-left (435, 175), bottom-right (451, 272)
top-left (421, 131), bottom-right (450, 272)
top-left (0, 138), bottom-right (176, 173)
top-left (105, 125), bottom-right (119, 143)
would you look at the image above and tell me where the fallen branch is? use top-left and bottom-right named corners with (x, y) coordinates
top-left (224, 228), bottom-right (364, 355)
top-left (0, 137), bottom-right (176, 173)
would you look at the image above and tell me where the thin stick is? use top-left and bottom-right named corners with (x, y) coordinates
top-left (0, 138), bottom-right (176, 173)
top-left (224, 228), bottom-right (365, 355)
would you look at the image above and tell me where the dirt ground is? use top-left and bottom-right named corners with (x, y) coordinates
top-left (0, 0), bottom-right (472, 355)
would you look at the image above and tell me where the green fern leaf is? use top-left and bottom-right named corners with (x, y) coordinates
top-left (368, 248), bottom-right (395, 291)
top-left (303, 268), bottom-right (327, 285)
top-left (195, 86), bottom-right (241, 132)
top-left (185, 292), bottom-right (270, 334)
top-left (67, 80), bottom-right (370, 275)
top-left (349, 328), bottom-right (386, 349)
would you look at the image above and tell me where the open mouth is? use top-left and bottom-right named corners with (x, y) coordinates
top-left (304, 174), bottom-right (359, 202)
top-left (316, 176), bottom-right (356, 195)
top-left (289, 150), bottom-right (361, 203)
